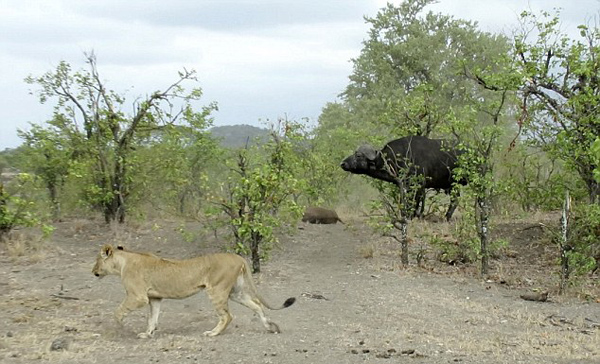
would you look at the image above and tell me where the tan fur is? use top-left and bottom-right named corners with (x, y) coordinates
top-left (92, 244), bottom-right (295, 338)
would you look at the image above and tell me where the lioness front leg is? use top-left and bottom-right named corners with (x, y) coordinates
top-left (138, 298), bottom-right (162, 339)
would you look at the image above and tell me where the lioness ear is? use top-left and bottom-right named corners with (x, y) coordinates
top-left (100, 244), bottom-right (114, 259)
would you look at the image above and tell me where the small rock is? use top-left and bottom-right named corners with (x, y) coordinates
top-left (50, 338), bottom-right (69, 351)
top-left (6, 332), bottom-right (13, 338)
top-left (375, 352), bottom-right (391, 359)
top-left (401, 349), bottom-right (415, 355)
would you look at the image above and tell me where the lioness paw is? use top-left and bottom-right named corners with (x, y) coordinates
top-left (203, 330), bottom-right (219, 337)
top-left (137, 332), bottom-right (153, 339)
top-left (268, 323), bottom-right (281, 334)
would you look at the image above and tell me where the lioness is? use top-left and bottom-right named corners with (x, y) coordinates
top-left (92, 244), bottom-right (295, 338)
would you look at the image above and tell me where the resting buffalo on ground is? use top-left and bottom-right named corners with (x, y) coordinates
top-left (340, 135), bottom-right (464, 221)
top-left (302, 206), bottom-right (344, 224)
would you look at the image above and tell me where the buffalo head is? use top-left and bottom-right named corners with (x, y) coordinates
top-left (340, 144), bottom-right (383, 174)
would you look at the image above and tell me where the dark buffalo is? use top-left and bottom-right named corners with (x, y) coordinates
top-left (302, 206), bottom-right (344, 224)
top-left (340, 135), bottom-right (464, 221)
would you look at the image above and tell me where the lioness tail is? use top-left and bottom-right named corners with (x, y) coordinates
top-left (242, 259), bottom-right (296, 310)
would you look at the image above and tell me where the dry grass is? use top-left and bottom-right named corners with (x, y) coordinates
top-left (1, 231), bottom-right (47, 262)
top-left (1, 215), bottom-right (598, 364)
top-left (357, 244), bottom-right (374, 259)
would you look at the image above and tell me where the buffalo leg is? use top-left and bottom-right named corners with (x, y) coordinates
top-left (414, 188), bottom-right (426, 219)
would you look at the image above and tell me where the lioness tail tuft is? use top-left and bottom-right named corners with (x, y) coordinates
top-left (283, 297), bottom-right (296, 308)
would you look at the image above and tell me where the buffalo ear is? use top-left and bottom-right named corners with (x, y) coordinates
top-left (100, 244), bottom-right (114, 259)
top-left (358, 145), bottom-right (378, 161)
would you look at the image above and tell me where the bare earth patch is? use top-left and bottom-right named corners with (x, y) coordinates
top-left (0, 216), bottom-right (598, 364)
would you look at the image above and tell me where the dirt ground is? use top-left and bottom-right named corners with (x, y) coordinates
top-left (0, 215), bottom-right (599, 364)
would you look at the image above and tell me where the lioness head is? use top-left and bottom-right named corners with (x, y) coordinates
top-left (92, 244), bottom-right (120, 278)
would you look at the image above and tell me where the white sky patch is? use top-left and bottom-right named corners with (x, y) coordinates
top-left (1, 0), bottom-right (597, 149)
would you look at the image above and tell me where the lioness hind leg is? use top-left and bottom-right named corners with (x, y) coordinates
top-left (230, 291), bottom-right (280, 333)
top-left (115, 295), bottom-right (149, 325)
top-left (204, 290), bottom-right (232, 337)
top-left (138, 298), bottom-right (162, 339)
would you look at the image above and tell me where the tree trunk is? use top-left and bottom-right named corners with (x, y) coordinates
top-left (559, 190), bottom-right (571, 295)
top-left (399, 220), bottom-right (409, 265)
top-left (47, 181), bottom-right (60, 222)
top-left (476, 196), bottom-right (490, 276)
top-left (250, 231), bottom-right (261, 273)
top-left (101, 155), bottom-right (127, 224)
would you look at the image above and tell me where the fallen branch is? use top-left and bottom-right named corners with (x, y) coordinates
top-left (50, 294), bottom-right (80, 301)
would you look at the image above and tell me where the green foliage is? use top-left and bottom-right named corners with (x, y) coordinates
top-left (593, 138), bottom-right (600, 183)
top-left (565, 203), bottom-right (600, 276)
top-left (515, 10), bottom-right (600, 203)
top-left (499, 144), bottom-right (588, 211)
top-left (296, 113), bottom-right (353, 206)
top-left (366, 161), bottom-right (424, 265)
top-left (429, 190), bottom-right (507, 265)
top-left (131, 107), bottom-right (221, 218)
top-left (17, 116), bottom-right (74, 220)
top-left (344, 0), bottom-right (511, 138)
top-left (444, 28), bottom-right (518, 274)
top-left (208, 119), bottom-right (303, 272)
top-left (25, 53), bottom-right (216, 223)
top-left (0, 175), bottom-right (53, 241)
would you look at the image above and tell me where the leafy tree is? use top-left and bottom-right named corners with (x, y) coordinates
top-left (0, 174), bottom-right (52, 241)
top-left (132, 108), bottom-right (220, 218)
top-left (515, 10), bottom-right (600, 203)
top-left (210, 119), bottom-right (303, 273)
top-left (17, 117), bottom-right (74, 221)
top-left (439, 18), bottom-right (529, 273)
top-left (367, 164), bottom-right (424, 265)
top-left (295, 108), bottom-right (359, 206)
top-left (324, 1), bottom-right (514, 271)
top-left (343, 0), bottom-right (508, 138)
top-left (25, 52), bottom-right (216, 223)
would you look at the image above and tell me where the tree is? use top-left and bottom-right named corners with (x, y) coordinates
top-left (132, 108), bottom-right (220, 217)
top-left (210, 119), bottom-right (303, 273)
top-left (26, 52), bottom-right (216, 223)
top-left (17, 117), bottom-right (73, 221)
top-left (325, 0), bottom-right (513, 270)
top-left (367, 164), bottom-right (424, 265)
top-left (0, 174), bottom-right (52, 241)
top-left (515, 10), bottom-right (600, 203)
top-left (344, 0), bottom-right (506, 138)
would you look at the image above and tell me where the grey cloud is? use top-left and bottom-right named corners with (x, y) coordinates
top-left (70, 0), bottom-right (375, 31)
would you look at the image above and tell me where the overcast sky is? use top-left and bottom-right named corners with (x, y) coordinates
top-left (1, 0), bottom-right (598, 149)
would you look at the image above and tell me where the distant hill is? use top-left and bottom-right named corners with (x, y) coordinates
top-left (209, 124), bottom-right (270, 148)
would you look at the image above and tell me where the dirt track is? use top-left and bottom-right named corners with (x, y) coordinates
top-left (0, 218), bottom-right (599, 364)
